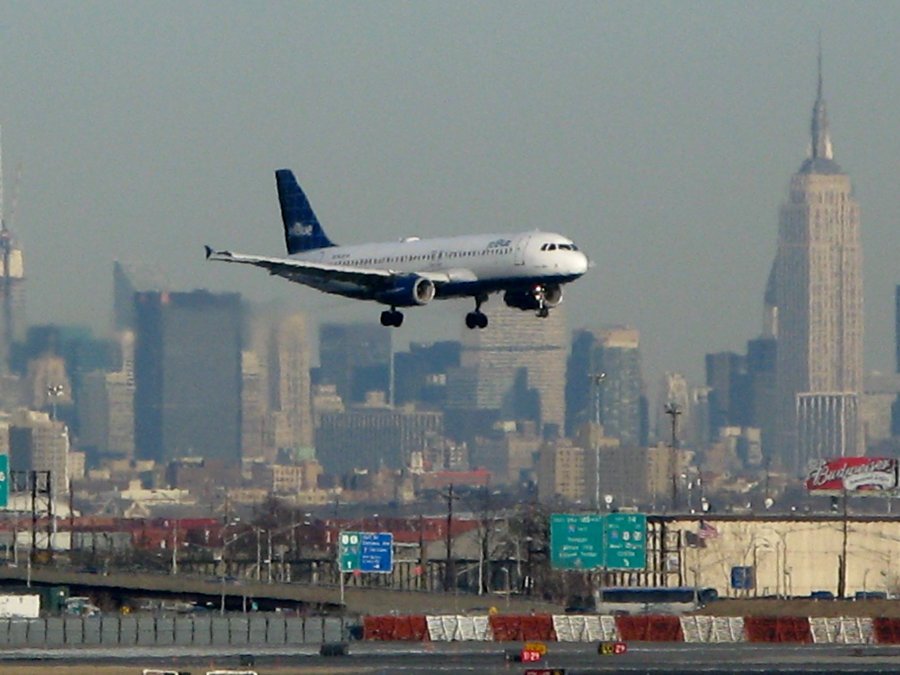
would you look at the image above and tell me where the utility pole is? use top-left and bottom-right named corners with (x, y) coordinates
top-left (444, 484), bottom-right (456, 592)
top-left (665, 403), bottom-right (682, 510)
top-left (838, 488), bottom-right (849, 598)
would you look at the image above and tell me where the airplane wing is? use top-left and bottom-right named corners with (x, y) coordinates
top-left (204, 247), bottom-right (450, 291)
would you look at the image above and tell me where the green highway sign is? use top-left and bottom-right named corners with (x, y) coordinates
top-left (339, 531), bottom-right (361, 572)
top-left (550, 512), bottom-right (648, 571)
top-left (550, 514), bottom-right (604, 570)
top-left (603, 513), bottom-right (647, 570)
top-left (0, 455), bottom-right (8, 508)
top-left (339, 531), bottom-right (394, 573)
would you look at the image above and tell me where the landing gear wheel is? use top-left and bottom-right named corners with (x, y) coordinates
top-left (465, 312), bottom-right (488, 329)
top-left (381, 310), bottom-right (404, 327)
top-left (537, 307), bottom-right (549, 318)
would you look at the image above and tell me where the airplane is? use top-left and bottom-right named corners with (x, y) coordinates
top-left (205, 169), bottom-right (589, 329)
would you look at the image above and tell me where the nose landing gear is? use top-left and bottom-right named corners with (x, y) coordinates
top-left (533, 285), bottom-right (550, 318)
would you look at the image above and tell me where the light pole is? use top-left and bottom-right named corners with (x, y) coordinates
top-left (170, 519), bottom-right (178, 576)
top-left (589, 372), bottom-right (607, 512)
top-left (47, 384), bottom-right (64, 421)
top-left (219, 518), bottom-right (241, 615)
top-left (664, 403), bottom-right (682, 510)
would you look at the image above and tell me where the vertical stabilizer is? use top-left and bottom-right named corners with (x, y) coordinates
top-left (275, 169), bottom-right (335, 254)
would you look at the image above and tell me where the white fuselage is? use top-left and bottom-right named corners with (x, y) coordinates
top-left (292, 230), bottom-right (588, 299)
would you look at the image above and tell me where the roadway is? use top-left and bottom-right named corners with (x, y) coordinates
top-left (0, 642), bottom-right (898, 673)
top-left (0, 566), bottom-right (563, 614)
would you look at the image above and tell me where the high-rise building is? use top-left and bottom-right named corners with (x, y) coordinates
top-left (447, 303), bottom-right (566, 439)
top-left (9, 410), bottom-right (69, 498)
top-left (567, 327), bottom-right (645, 447)
top-left (242, 310), bottom-right (314, 461)
top-left (394, 341), bottom-right (461, 408)
top-left (893, 286), bottom-right (900, 436)
top-left (134, 291), bottom-right (242, 464)
top-left (772, 56), bottom-right (864, 471)
top-left (113, 261), bottom-right (168, 332)
top-left (705, 352), bottom-right (749, 433)
top-left (0, 127), bottom-right (25, 377)
top-left (318, 323), bottom-right (391, 405)
top-left (269, 313), bottom-right (313, 454)
top-left (315, 405), bottom-right (443, 475)
top-left (896, 285), bottom-right (899, 373)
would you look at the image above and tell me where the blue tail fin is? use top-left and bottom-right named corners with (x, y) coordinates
top-left (275, 169), bottom-right (336, 254)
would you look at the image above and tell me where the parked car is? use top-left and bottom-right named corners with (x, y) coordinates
top-left (854, 591), bottom-right (887, 601)
top-left (809, 590), bottom-right (835, 600)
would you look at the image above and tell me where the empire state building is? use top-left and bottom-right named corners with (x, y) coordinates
top-left (772, 56), bottom-right (864, 473)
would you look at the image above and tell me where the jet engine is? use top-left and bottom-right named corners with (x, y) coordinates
top-left (375, 274), bottom-right (436, 307)
top-left (502, 284), bottom-right (563, 311)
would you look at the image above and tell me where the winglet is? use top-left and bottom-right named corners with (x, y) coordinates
top-left (204, 245), bottom-right (213, 259)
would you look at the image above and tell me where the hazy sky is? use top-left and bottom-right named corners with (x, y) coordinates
top-left (1, 2), bottom-right (898, 385)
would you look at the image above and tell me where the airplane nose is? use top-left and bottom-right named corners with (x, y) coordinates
top-left (573, 251), bottom-right (589, 275)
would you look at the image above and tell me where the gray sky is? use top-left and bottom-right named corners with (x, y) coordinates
top-left (0, 2), bottom-right (898, 385)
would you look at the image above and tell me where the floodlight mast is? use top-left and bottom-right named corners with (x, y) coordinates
top-left (664, 403), bottom-right (682, 510)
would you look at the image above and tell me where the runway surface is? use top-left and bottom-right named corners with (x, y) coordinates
top-left (0, 642), bottom-right (899, 674)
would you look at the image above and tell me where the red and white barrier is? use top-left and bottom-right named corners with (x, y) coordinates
top-left (361, 614), bottom-right (896, 644)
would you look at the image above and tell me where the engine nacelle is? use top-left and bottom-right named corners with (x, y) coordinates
top-left (375, 274), bottom-right (436, 307)
top-left (503, 284), bottom-right (564, 311)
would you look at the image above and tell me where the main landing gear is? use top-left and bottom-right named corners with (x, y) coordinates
top-left (465, 294), bottom-right (489, 330)
top-left (380, 308), bottom-right (404, 327)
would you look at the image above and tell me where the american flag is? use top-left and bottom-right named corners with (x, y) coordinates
top-left (698, 520), bottom-right (719, 539)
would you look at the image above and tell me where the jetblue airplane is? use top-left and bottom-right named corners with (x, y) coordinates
top-left (205, 169), bottom-right (589, 329)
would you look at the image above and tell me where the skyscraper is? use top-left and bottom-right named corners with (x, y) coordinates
top-left (318, 323), bottom-right (391, 405)
top-left (447, 303), bottom-right (566, 437)
top-left (134, 291), bottom-right (243, 464)
top-left (895, 285), bottom-right (899, 373)
top-left (0, 127), bottom-right (25, 377)
top-left (772, 55), bottom-right (864, 471)
top-left (566, 327), bottom-right (645, 446)
top-left (113, 261), bottom-right (168, 332)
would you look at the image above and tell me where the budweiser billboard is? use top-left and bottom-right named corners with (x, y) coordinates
top-left (805, 457), bottom-right (898, 494)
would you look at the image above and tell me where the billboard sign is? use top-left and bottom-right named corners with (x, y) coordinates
top-left (805, 457), bottom-right (897, 494)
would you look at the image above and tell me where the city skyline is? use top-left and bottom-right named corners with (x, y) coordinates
top-left (0, 5), bottom-right (897, 388)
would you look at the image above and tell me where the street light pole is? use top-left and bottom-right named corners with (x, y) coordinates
top-left (267, 529), bottom-right (273, 584)
top-left (589, 372), bottom-right (607, 512)
top-left (256, 528), bottom-right (262, 581)
top-left (171, 519), bottom-right (178, 576)
top-left (664, 403), bottom-right (682, 510)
